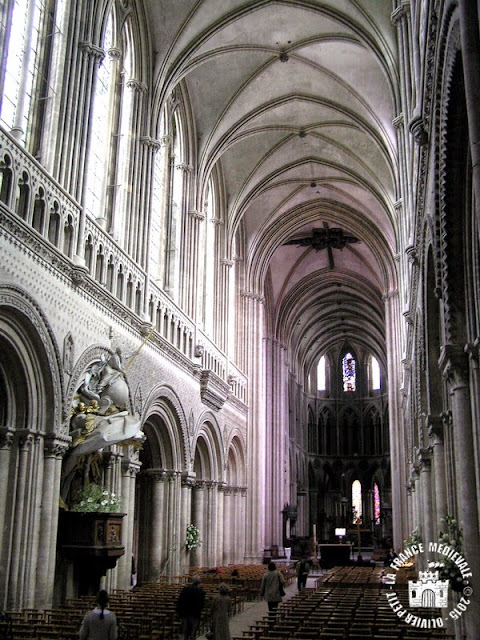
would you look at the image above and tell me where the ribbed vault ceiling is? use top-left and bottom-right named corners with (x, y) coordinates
top-left (146, 0), bottom-right (399, 369)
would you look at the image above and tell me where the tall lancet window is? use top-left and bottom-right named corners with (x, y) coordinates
top-left (343, 352), bottom-right (356, 392)
top-left (370, 355), bottom-right (381, 390)
top-left (352, 480), bottom-right (362, 523)
top-left (317, 355), bottom-right (326, 391)
top-left (83, 10), bottom-right (114, 220)
top-left (1, 0), bottom-right (62, 146)
top-left (373, 482), bottom-right (380, 524)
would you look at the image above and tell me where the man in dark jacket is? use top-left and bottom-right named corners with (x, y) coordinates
top-left (176, 575), bottom-right (206, 640)
top-left (296, 557), bottom-right (310, 592)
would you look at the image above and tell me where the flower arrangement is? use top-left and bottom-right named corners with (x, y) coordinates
top-left (71, 483), bottom-right (123, 513)
top-left (438, 515), bottom-right (466, 591)
top-left (185, 524), bottom-right (201, 550)
top-left (404, 528), bottom-right (422, 547)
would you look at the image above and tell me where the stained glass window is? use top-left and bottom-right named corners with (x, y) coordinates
top-left (352, 480), bottom-right (362, 523)
top-left (373, 483), bottom-right (380, 524)
top-left (343, 352), bottom-right (356, 392)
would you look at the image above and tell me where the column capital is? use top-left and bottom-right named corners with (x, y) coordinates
top-left (149, 469), bottom-right (168, 482)
top-left (427, 415), bottom-right (444, 443)
top-left (408, 113), bottom-right (429, 146)
top-left (241, 290), bottom-right (264, 303)
top-left (416, 447), bottom-right (432, 471)
top-left (79, 42), bottom-right (104, 63)
top-left (181, 470), bottom-right (197, 488)
top-left (44, 433), bottom-right (71, 459)
top-left (439, 344), bottom-right (469, 386)
top-left (391, 3), bottom-right (409, 26)
top-left (17, 429), bottom-right (35, 450)
top-left (189, 209), bottom-right (205, 221)
top-left (140, 136), bottom-right (161, 153)
top-left (176, 162), bottom-right (193, 173)
top-left (0, 427), bottom-right (15, 450)
top-left (465, 338), bottom-right (480, 363)
top-left (107, 47), bottom-right (122, 62)
top-left (126, 79), bottom-right (148, 94)
top-left (392, 113), bottom-right (404, 129)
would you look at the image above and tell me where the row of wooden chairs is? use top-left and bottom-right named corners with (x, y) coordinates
top-left (0, 569), bottom-right (251, 640)
top-left (231, 566), bottom-right (455, 640)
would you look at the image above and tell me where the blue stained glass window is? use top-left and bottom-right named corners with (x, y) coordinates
top-left (343, 352), bottom-right (356, 392)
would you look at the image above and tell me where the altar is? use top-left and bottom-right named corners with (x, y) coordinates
top-left (318, 543), bottom-right (353, 567)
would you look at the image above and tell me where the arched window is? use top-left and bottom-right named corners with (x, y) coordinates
top-left (198, 178), bottom-right (217, 336)
top-left (370, 355), bottom-right (381, 390)
top-left (1, 0), bottom-right (61, 146)
top-left (83, 3), bottom-right (137, 250)
top-left (373, 482), bottom-right (381, 524)
top-left (342, 352), bottom-right (356, 392)
top-left (164, 110), bottom-right (186, 300)
top-left (352, 480), bottom-right (362, 523)
top-left (83, 10), bottom-right (114, 221)
top-left (317, 355), bottom-right (326, 391)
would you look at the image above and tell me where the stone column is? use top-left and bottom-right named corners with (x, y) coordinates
top-left (428, 415), bottom-right (447, 537)
top-left (35, 434), bottom-right (69, 607)
top-left (417, 447), bottom-right (433, 559)
top-left (222, 487), bottom-right (232, 565)
top-left (458, 0), bottom-right (480, 226)
top-left (439, 345), bottom-right (480, 634)
top-left (116, 447), bottom-right (141, 589)
top-left (242, 292), bottom-right (266, 563)
top-left (192, 481), bottom-right (205, 567)
top-left (219, 259), bottom-right (234, 353)
top-left (0, 428), bottom-right (14, 608)
top-left (206, 481), bottom-right (217, 567)
top-left (239, 488), bottom-right (247, 562)
top-left (149, 470), bottom-right (167, 581)
top-left (8, 432), bottom-right (34, 608)
top-left (180, 471), bottom-right (195, 574)
top-left (265, 338), bottom-right (288, 547)
top-left (383, 290), bottom-right (408, 549)
top-left (166, 471), bottom-right (178, 576)
top-left (216, 482), bottom-right (226, 567)
top-left (9, 0), bottom-right (36, 141)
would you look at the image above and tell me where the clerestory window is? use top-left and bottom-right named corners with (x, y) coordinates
top-left (342, 351), bottom-right (356, 392)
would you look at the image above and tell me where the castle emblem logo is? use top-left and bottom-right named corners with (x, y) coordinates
top-left (384, 542), bottom-right (473, 630)
top-left (408, 570), bottom-right (448, 608)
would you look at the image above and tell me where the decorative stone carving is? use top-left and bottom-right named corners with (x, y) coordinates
top-left (199, 369), bottom-right (230, 411)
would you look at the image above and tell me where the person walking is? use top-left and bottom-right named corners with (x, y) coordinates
top-left (295, 557), bottom-right (310, 592)
top-left (260, 561), bottom-right (285, 612)
top-left (176, 575), bottom-right (206, 640)
top-left (79, 590), bottom-right (117, 640)
top-left (209, 583), bottom-right (232, 640)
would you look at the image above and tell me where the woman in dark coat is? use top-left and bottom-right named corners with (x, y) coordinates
top-left (260, 561), bottom-right (285, 611)
top-left (210, 583), bottom-right (232, 640)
